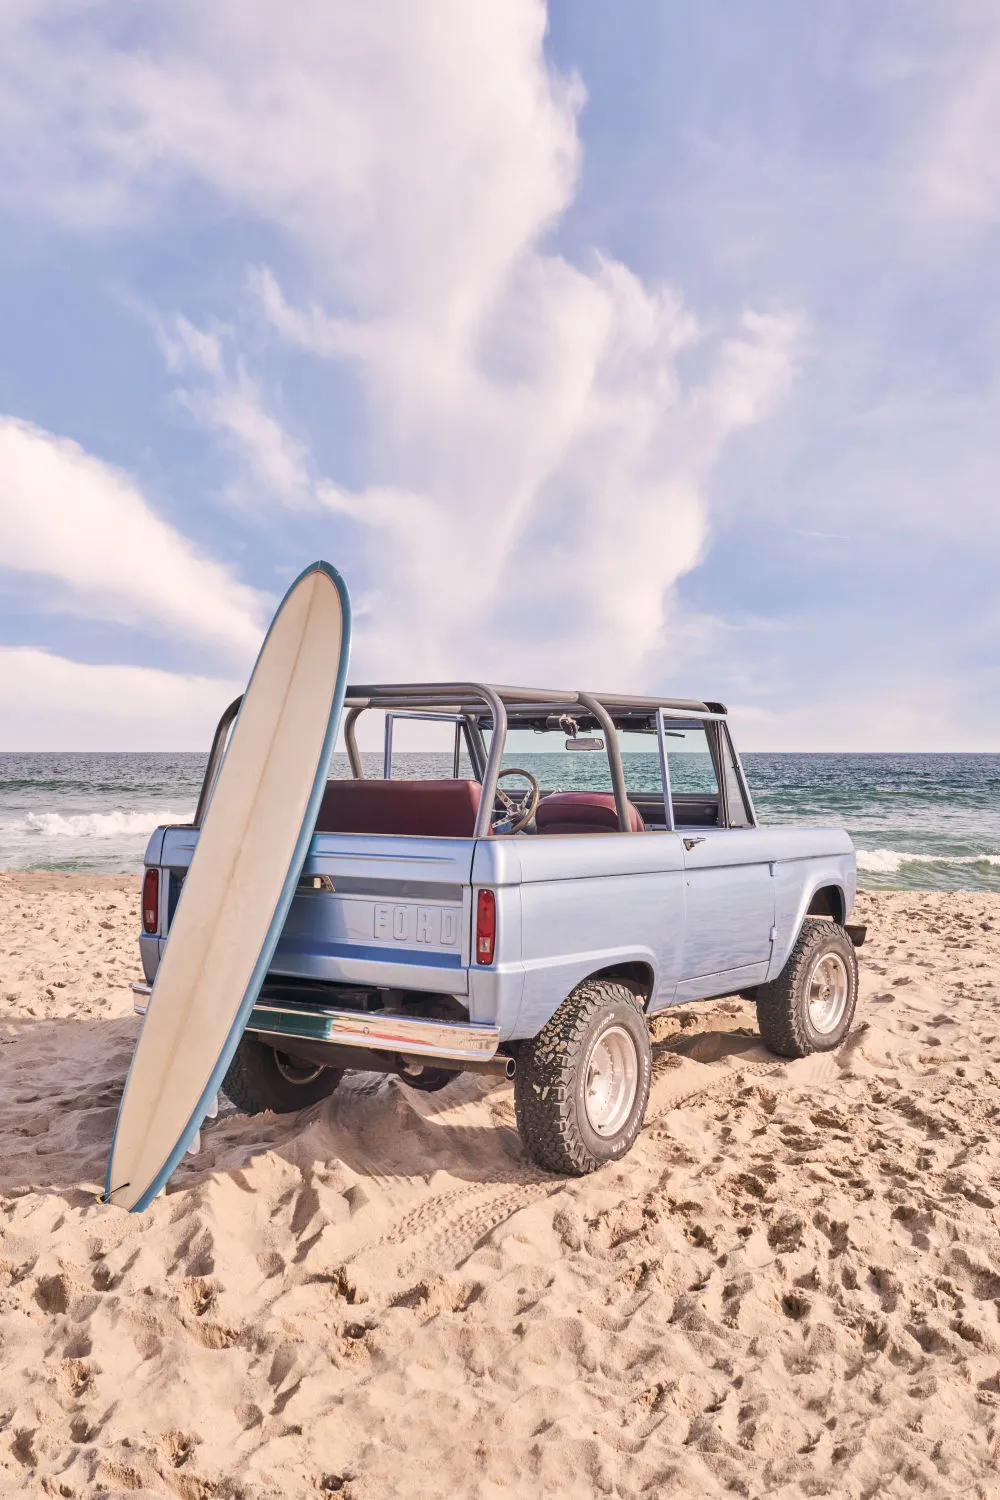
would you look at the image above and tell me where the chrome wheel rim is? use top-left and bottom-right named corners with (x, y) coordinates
top-left (584, 1025), bottom-right (639, 1136)
top-left (807, 953), bottom-right (850, 1034)
top-left (273, 1049), bottom-right (326, 1086)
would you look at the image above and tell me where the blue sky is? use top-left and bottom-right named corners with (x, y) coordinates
top-left (0, 1), bottom-right (997, 750)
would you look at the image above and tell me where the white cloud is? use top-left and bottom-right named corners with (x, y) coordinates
top-left (0, 417), bottom-right (265, 662)
top-left (0, 2), bottom-right (581, 302)
top-left (0, 2), bottom-right (801, 693)
top-left (0, 647), bottom-right (241, 751)
top-left (164, 262), bottom-right (799, 685)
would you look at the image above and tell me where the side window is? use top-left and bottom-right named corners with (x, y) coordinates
top-left (720, 729), bottom-right (753, 827)
top-left (383, 714), bottom-right (477, 780)
top-left (617, 730), bottom-right (663, 797)
top-left (663, 725), bottom-right (719, 795)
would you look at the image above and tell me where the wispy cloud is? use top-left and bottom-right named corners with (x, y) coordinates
top-left (22, 2), bottom-right (799, 686)
top-left (902, 6), bottom-right (1000, 226)
top-left (0, 417), bottom-right (265, 663)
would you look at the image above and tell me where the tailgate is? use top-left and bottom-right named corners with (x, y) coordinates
top-left (272, 831), bottom-right (475, 992)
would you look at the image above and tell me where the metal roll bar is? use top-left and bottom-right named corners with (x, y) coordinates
top-left (193, 695), bottom-right (242, 827)
top-left (343, 704), bottom-right (366, 779)
top-left (193, 681), bottom-right (732, 837)
top-left (577, 691), bottom-right (631, 833)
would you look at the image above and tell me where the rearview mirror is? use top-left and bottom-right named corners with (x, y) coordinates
top-left (565, 737), bottom-right (604, 751)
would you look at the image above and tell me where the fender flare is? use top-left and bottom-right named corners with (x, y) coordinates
top-left (766, 869), bottom-right (851, 982)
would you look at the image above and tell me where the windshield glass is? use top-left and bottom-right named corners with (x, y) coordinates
top-left (482, 724), bottom-right (664, 796)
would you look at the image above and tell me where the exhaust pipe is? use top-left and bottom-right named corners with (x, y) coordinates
top-left (456, 1053), bottom-right (516, 1079)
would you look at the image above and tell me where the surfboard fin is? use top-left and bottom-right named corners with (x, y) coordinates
top-left (185, 1094), bottom-right (220, 1157)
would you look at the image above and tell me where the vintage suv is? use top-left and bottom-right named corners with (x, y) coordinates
top-left (133, 683), bottom-right (864, 1175)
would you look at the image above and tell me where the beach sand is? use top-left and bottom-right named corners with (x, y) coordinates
top-left (0, 874), bottom-right (998, 1498)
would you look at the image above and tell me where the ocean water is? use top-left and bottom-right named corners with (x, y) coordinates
top-left (0, 750), bottom-right (997, 892)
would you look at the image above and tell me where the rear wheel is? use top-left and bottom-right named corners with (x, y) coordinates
top-left (514, 979), bottom-right (652, 1175)
top-left (754, 918), bottom-right (858, 1058)
top-left (222, 1032), bottom-right (342, 1114)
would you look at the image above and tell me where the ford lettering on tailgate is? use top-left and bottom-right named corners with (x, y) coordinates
top-left (275, 889), bottom-right (466, 975)
top-left (374, 902), bottom-right (460, 947)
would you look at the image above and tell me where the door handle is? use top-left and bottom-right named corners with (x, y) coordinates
top-left (683, 837), bottom-right (706, 851)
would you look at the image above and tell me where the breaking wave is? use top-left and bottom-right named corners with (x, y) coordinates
top-left (6, 810), bottom-right (187, 840)
top-left (856, 848), bottom-right (1000, 875)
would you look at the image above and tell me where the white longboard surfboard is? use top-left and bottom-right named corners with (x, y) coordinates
top-left (105, 561), bottom-right (351, 1212)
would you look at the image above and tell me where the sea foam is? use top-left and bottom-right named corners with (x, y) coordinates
top-left (856, 847), bottom-right (1000, 874)
top-left (9, 810), bottom-right (188, 840)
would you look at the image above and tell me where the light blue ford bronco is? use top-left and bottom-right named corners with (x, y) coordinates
top-left (134, 682), bottom-right (864, 1175)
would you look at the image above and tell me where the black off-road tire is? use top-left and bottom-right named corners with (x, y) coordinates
top-left (754, 918), bottom-right (858, 1059)
top-left (222, 1032), bottom-right (343, 1114)
top-left (513, 979), bottom-right (652, 1176)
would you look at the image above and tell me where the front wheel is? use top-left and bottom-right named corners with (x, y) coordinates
top-left (514, 980), bottom-right (652, 1175)
top-left (222, 1032), bottom-right (343, 1114)
top-left (754, 918), bottom-right (858, 1058)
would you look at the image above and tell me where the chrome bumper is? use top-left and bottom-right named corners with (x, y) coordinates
top-left (130, 981), bottom-right (500, 1063)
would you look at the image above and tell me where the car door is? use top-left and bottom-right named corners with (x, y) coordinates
top-left (665, 722), bottom-right (775, 988)
top-left (679, 831), bottom-right (775, 980)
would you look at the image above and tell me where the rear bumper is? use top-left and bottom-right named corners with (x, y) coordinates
top-left (130, 982), bottom-right (500, 1063)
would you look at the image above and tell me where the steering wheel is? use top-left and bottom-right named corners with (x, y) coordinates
top-left (493, 768), bottom-right (541, 834)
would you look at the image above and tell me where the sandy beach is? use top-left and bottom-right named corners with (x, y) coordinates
top-left (0, 875), bottom-right (998, 1498)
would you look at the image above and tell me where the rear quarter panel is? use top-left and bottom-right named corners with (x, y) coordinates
top-left (474, 834), bottom-right (686, 1041)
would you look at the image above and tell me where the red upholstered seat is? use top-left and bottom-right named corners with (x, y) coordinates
top-left (316, 779), bottom-right (482, 838)
top-left (535, 791), bottom-right (645, 835)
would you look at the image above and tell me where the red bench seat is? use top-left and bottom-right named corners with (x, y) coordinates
top-left (316, 779), bottom-right (482, 839)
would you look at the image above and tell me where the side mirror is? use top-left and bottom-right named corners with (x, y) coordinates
top-left (565, 737), bottom-right (605, 751)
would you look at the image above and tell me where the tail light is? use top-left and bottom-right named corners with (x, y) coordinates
top-left (141, 869), bottom-right (160, 934)
top-left (475, 889), bottom-right (496, 965)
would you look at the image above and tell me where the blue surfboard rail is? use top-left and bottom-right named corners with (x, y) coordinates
top-left (104, 560), bottom-right (352, 1211)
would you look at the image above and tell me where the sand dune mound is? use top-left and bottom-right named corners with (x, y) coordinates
top-left (0, 876), bottom-right (998, 1497)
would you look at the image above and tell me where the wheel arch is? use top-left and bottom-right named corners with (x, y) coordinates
top-left (506, 947), bottom-right (660, 1040)
top-left (766, 864), bottom-right (853, 984)
top-left (579, 960), bottom-right (655, 1008)
top-left (806, 884), bottom-right (846, 924)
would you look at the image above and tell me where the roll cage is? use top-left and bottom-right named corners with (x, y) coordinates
top-left (194, 683), bottom-right (757, 839)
